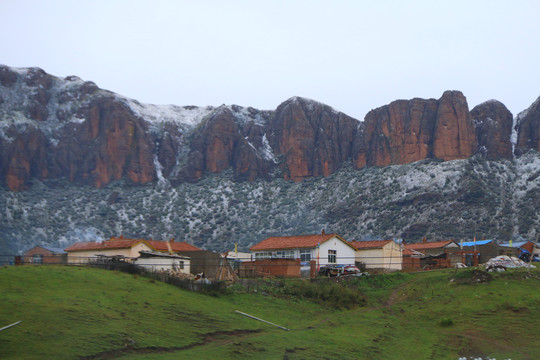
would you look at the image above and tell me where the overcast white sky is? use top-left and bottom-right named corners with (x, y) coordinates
top-left (1, 0), bottom-right (539, 120)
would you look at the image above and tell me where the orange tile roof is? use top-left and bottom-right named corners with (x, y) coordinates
top-left (350, 240), bottom-right (393, 250)
top-left (250, 233), bottom-right (355, 251)
top-left (64, 239), bottom-right (146, 252)
top-left (65, 237), bottom-right (201, 252)
top-left (404, 240), bottom-right (456, 250)
top-left (146, 240), bottom-right (201, 252)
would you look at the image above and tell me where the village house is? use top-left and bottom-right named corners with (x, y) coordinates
top-left (460, 239), bottom-right (518, 264)
top-left (402, 247), bottom-right (424, 271)
top-left (64, 236), bottom-right (201, 264)
top-left (248, 231), bottom-right (357, 277)
top-left (510, 240), bottom-right (540, 261)
top-left (23, 245), bottom-right (67, 264)
top-left (350, 240), bottom-right (402, 271)
top-left (404, 239), bottom-right (460, 269)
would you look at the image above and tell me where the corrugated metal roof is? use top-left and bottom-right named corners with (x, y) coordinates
top-left (38, 245), bottom-right (67, 254)
top-left (138, 251), bottom-right (190, 259)
top-left (146, 240), bottom-right (201, 252)
top-left (404, 240), bottom-right (456, 250)
top-left (403, 248), bottom-right (424, 256)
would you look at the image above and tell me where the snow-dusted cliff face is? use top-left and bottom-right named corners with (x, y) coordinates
top-left (0, 65), bottom-right (539, 254)
top-left (0, 65), bottom-right (280, 190)
top-left (2, 65), bottom-right (539, 192)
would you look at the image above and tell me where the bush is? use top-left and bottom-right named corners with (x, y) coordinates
top-left (247, 279), bottom-right (367, 309)
top-left (440, 318), bottom-right (453, 327)
top-left (283, 281), bottom-right (366, 309)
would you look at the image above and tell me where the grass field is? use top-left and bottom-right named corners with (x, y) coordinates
top-left (1, 265), bottom-right (539, 359)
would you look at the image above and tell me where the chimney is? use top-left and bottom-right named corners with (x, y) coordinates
top-left (170, 238), bottom-right (174, 243)
top-left (321, 229), bottom-right (326, 235)
top-left (119, 234), bottom-right (123, 239)
top-left (422, 237), bottom-right (427, 243)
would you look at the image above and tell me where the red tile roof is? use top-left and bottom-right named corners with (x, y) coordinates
top-left (350, 240), bottom-right (393, 250)
top-left (250, 233), bottom-right (355, 251)
top-left (64, 239), bottom-right (146, 252)
top-left (65, 237), bottom-right (201, 252)
top-left (404, 240), bottom-right (456, 250)
top-left (146, 240), bottom-right (201, 252)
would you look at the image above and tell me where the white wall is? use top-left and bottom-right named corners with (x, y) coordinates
top-left (317, 236), bottom-right (356, 267)
top-left (355, 248), bottom-right (384, 269)
top-left (134, 257), bottom-right (190, 274)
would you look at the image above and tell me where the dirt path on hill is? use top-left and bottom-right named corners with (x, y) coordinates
top-left (383, 278), bottom-right (415, 310)
top-left (79, 329), bottom-right (262, 359)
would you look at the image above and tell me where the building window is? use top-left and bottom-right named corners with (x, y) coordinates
top-left (255, 252), bottom-right (271, 259)
top-left (275, 250), bottom-right (295, 259)
top-left (32, 254), bottom-right (43, 264)
top-left (300, 250), bottom-right (311, 262)
top-left (179, 261), bottom-right (184, 270)
top-left (328, 250), bottom-right (336, 263)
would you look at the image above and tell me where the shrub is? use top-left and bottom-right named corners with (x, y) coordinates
top-left (440, 318), bottom-right (453, 327)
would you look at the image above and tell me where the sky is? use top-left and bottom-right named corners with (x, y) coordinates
top-left (1, 0), bottom-right (539, 120)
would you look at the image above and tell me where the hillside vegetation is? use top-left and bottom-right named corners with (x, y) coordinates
top-left (2, 152), bottom-right (539, 255)
top-left (1, 265), bottom-right (540, 359)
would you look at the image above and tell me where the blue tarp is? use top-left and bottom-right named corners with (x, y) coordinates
top-left (461, 239), bottom-right (493, 247)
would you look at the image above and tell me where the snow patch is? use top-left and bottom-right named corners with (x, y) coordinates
top-left (123, 98), bottom-right (214, 128)
top-left (261, 134), bottom-right (277, 163)
top-left (153, 154), bottom-right (169, 187)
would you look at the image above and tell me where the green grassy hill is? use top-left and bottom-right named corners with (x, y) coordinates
top-left (1, 265), bottom-right (539, 359)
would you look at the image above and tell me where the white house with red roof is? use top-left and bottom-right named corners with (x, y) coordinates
top-left (350, 240), bottom-right (402, 271)
top-left (249, 230), bottom-right (357, 272)
top-left (64, 236), bottom-right (201, 264)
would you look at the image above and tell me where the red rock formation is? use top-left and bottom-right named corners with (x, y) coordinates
top-left (515, 95), bottom-right (540, 155)
top-left (362, 98), bottom-right (438, 167)
top-left (181, 106), bottom-right (273, 182)
top-left (433, 91), bottom-right (477, 161)
top-left (3, 127), bottom-right (49, 191)
top-left (268, 97), bottom-right (359, 181)
top-left (2, 65), bottom-right (540, 192)
top-left (470, 100), bottom-right (513, 159)
top-left (357, 91), bottom-right (477, 167)
top-left (52, 97), bottom-right (156, 188)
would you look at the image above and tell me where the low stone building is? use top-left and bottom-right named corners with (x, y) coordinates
top-left (64, 236), bottom-right (201, 264)
top-left (460, 239), bottom-right (518, 264)
top-left (404, 239), bottom-right (460, 269)
top-left (23, 245), bottom-right (67, 264)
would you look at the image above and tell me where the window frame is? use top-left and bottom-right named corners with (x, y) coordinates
top-left (32, 254), bottom-right (43, 264)
top-left (328, 249), bottom-right (337, 263)
top-left (300, 249), bottom-right (311, 262)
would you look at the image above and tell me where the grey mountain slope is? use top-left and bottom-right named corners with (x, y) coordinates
top-left (1, 152), bottom-right (538, 255)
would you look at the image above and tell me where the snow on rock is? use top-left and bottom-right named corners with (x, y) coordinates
top-left (122, 97), bottom-right (215, 128)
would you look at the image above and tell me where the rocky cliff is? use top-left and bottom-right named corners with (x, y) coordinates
top-left (515, 95), bottom-right (540, 156)
top-left (1, 65), bottom-right (539, 254)
top-left (470, 100), bottom-right (514, 159)
top-left (360, 91), bottom-right (478, 167)
top-left (1, 65), bottom-right (539, 192)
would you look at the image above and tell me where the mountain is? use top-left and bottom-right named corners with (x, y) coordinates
top-left (0, 65), bottom-right (539, 254)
